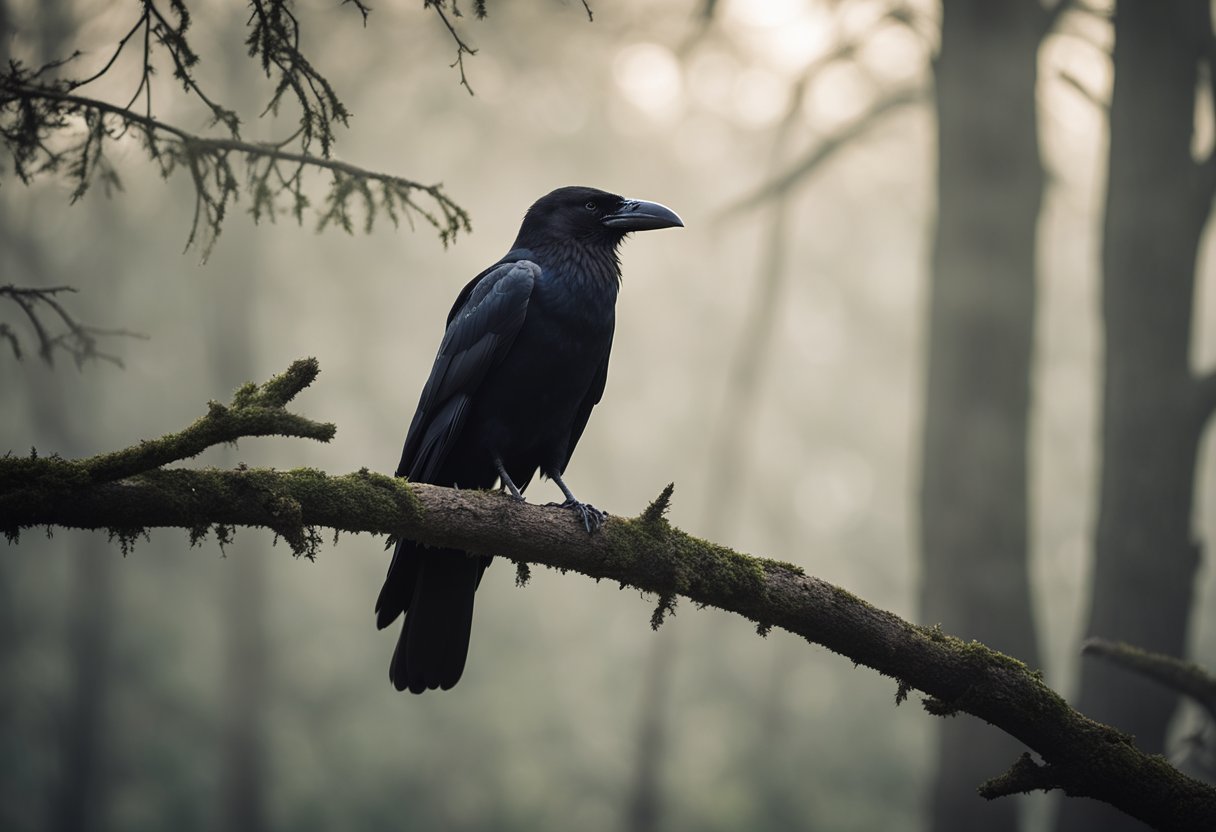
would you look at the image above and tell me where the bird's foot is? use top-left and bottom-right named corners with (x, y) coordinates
top-left (501, 486), bottom-right (525, 503)
top-left (546, 499), bottom-right (608, 533)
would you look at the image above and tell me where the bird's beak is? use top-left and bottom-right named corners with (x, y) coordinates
top-left (601, 199), bottom-right (684, 231)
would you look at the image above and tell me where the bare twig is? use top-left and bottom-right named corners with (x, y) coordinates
top-left (421, 0), bottom-right (595, 94)
top-left (424, 0), bottom-right (479, 95)
top-left (721, 85), bottom-right (929, 217)
top-left (0, 284), bottom-right (145, 367)
top-left (343, 0), bottom-right (372, 26)
top-left (1057, 70), bottom-right (1108, 111)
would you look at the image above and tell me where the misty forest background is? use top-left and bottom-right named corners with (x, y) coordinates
top-left (2, 1), bottom-right (1215, 831)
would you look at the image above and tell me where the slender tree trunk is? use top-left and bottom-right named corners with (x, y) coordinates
top-left (211, 224), bottom-right (268, 832)
top-left (213, 27), bottom-right (268, 832)
top-left (212, 278), bottom-right (268, 832)
top-left (621, 95), bottom-right (800, 832)
top-left (920, 2), bottom-right (1051, 829)
top-left (1058, 3), bottom-right (1211, 830)
top-left (49, 536), bottom-right (114, 832)
top-left (33, 5), bottom-right (116, 831)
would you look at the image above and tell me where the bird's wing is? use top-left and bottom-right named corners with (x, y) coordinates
top-left (562, 331), bottom-right (613, 470)
top-left (396, 259), bottom-right (539, 481)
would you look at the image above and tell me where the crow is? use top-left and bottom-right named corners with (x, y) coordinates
top-left (376, 186), bottom-right (683, 694)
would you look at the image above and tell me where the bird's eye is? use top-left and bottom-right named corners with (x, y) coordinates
top-left (584, 201), bottom-right (597, 212)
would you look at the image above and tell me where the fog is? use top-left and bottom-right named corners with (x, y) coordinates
top-left (2, 1), bottom-right (1215, 831)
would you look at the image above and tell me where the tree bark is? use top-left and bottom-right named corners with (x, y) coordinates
top-left (1059, 2), bottom-right (1213, 830)
top-left (4, 460), bottom-right (1216, 830)
top-left (920, 2), bottom-right (1051, 830)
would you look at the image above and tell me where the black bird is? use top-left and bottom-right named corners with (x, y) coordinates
top-left (376, 186), bottom-right (683, 694)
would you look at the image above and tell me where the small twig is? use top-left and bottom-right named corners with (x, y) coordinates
top-left (980, 752), bottom-right (1066, 799)
top-left (0, 284), bottom-right (144, 367)
top-left (342, 0), bottom-right (372, 26)
top-left (721, 84), bottom-right (929, 217)
top-left (1057, 70), bottom-right (1107, 112)
top-left (68, 12), bottom-right (147, 91)
top-left (425, 0), bottom-right (478, 95)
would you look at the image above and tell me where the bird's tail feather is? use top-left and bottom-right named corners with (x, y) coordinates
top-left (388, 544), bottom-right (480, 693)
top-left (375, 537), bottom-right (416, 631)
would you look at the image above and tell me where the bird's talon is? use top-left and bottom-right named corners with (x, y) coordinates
top-left (544, 498), bottom-right (606, 533)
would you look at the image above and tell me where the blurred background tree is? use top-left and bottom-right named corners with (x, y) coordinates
top-left (1059, 1), bottom-right (1216, 831)
top-left (919, 2), bottom-right (1053, 830)
top-left (3, 1), bottom-right (1216, 831)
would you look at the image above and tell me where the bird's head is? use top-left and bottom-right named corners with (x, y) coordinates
top-left (514, 186), bottom-right (683, 249)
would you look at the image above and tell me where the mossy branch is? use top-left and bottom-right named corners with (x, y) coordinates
top-left (979, 752), bottom-right (1066, 799)
top-left (87, 357), bottom-right (333, 484)
top-left (1, 359), bottom-right (333, 502)
top-left (2, 362), bottom-right (1215, 829)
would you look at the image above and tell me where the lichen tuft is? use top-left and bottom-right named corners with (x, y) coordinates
top-left (650, 593), bottom-right (677, 630)
top-left (639, 482), bottom-right (675, 527)
top-left (514, 560), bottom-right (532, 587)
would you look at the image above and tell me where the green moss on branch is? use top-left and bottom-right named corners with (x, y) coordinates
top-left (2, 359), bottom-right (1213, 829)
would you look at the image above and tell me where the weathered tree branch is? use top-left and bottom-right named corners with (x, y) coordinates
top-left (1084, 638), bottom-right (1216, 724)
top-left (979, 752), bottom-right (1067, 799)
top-left (2, 361), bottom-right (1215, 830)
top-left (79, 357), bottom-right (335, 484)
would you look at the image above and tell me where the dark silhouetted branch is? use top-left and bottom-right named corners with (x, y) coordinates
top-left (0, 79), bottom-right (470, 256)
top-left (979, 752), bottom-right (1066, 799)
top-left (0, 284), bottom-right (145, 367)
top-left (0, 1), bottom-right (471, 257)
top-left (1, 361), bottom-right (1214, 830)
top-left (1057, 70), bottom-right (1108, 111)
top-left (422, 0), bottom-right (594, 94)
top-left (721, 84), bottom-right (929, 217)
top-left (1083, 639), bottom-right (1216, 724)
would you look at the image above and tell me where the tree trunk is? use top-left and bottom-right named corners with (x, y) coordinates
top-left (213, 30), bottom-right (268, 831)
top-left (920, 2), bottom-right (1049, 830)
top-left (210, 230), bottom-right (268, 832)
top-left (34, 5), bottom-right (116, 831)
top-left (1058, 2), bottom-right (1211, 830)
